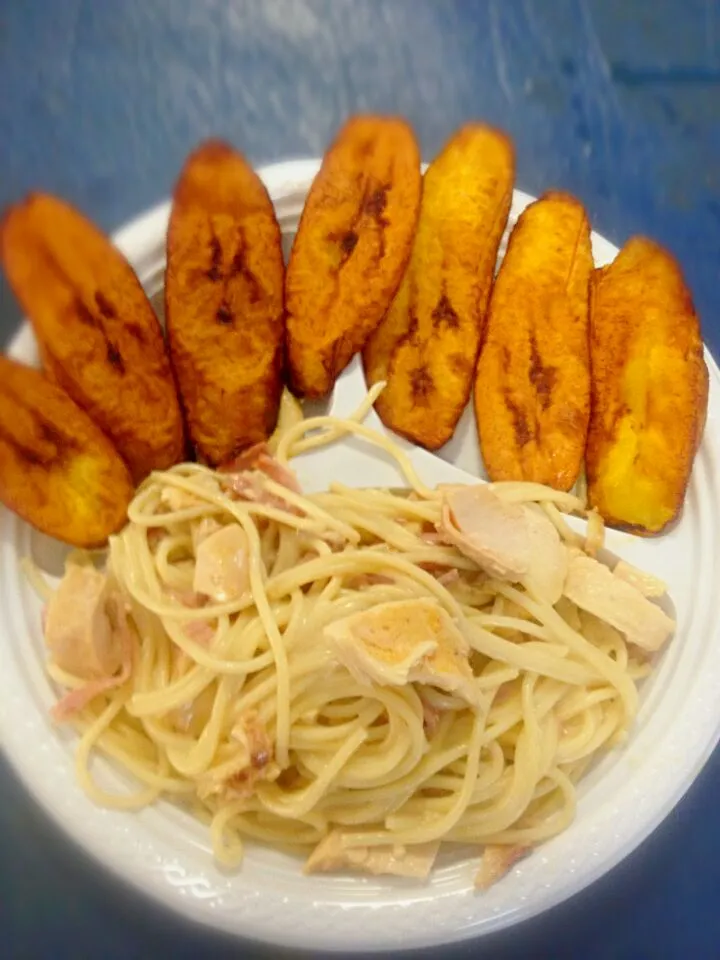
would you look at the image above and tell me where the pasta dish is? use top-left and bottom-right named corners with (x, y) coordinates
top-left (35, 395), bottom-right (675, 888)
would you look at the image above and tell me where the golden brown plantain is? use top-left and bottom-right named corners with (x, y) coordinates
top-left (474, 191), bottom-right (593, 491)
top-left (0, 193), bottom-right (185, 483)
top-left (286, 115), bottom-right (421, 398)
top-left (165, 140), bottom-right (285, 466)
top-left (587, 236), bottom-right (708, 534)
top-left (363, 124), bottom-right (515, 449)
top-left (0, 357), bottom-right (133, 547)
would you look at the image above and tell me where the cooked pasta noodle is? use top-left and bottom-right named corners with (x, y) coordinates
top-left (37, 397), bottom-right (659, 885)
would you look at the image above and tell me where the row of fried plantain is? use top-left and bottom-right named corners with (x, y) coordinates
top-left (287, 115), bottom-right (707, 535)
top-left (0, 116), bottom-right (421, 547)
top-left (0, 115), bottom-right (709, 546)
top-left (467, 190), bottom-right (707, 535)
top-left (0, 140), bottom-right (287, 546)
top-left (360, 127), bottom-right (708, 536)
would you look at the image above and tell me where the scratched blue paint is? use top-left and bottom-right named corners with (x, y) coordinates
top-left (1, 1), bottom-right (720, 958)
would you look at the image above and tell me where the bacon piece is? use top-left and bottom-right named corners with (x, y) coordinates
top-left (221, 471), bottom-right (302, 515)
top-left (182, 619), bottom-right (216, 645)
top-left (475, 844), bottom-right (530, 890)
top-left (219, 441), bottom-right (301, 493)
top-left (436, 568), bottom-right (460, 587)
top-left (347, 572), bottom-right (395, 588)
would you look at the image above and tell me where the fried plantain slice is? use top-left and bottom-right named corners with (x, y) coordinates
top-left (587, 236), bottom-right (708, 534)
top-left (363, 124), bottom-right (515, 449)
top-left (474, 191), bottom-right (593, 491)
top-left (165, 140), bottom-right (285, 466)
top-left (0, 357), bottom-right (133, 547)
top-left (286, 115), bottom-right (421, 398)
top-left (0, 193), bottom-right (185, 483)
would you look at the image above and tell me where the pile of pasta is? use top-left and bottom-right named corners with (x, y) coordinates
top-left (35, 406), bottom-right (669, 888)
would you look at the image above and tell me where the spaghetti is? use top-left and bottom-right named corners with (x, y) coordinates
top-left (38, 398), bottom-right (664, 887)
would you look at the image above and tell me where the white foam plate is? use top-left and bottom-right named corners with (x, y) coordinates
top-left (2, 160), bottom-right (720, 954)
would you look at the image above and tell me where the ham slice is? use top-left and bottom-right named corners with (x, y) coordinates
top-left (475, 844), bottom-right (530, 889)
top-left (219, 442), bottom-right (302, 493)
top-left (222, 471), bottom-right (302, 515)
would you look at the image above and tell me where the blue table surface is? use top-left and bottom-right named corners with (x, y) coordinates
top-left (1, 1), bottom-right (719, 957)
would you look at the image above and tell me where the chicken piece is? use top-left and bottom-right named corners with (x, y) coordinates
top-left (475, 844), bottom-right (530, 890)
top-left (44, 565), bottom-right (135, 722)
top-left (198, 710), bottom-right (275, 800)
top-left (193, 524), bottom-right (250, 602)
top-left (475, 191), bottom-right (593, 491)
top-left (524, 505), bottom-right (569, 606)
top-left (440, 485), bottom-right (530, 580)
top-left (286, 115), bottom-right (422, 397)
top-left (364, 123), bottom-right (514, 449)
top-left (587, 236), bottom-right (708, 534)
top-left (165, 140), bottom-right (285, 466)
top-left (563, 552), bottom-right (675, 652)
top-left (439, 485), bottom-right (567, 604)
top-left (191, 516), bottom-right (223, 553)
top-left (44, 564), bottom-right (123, 679)
top-left (305, 829), bottom-right (440, 879)
top-left (324, 598), bottom-right (480, 706)
top-left (1, 193), bottom-right (185, 482)
top-left (612, 560), bottom-right (667, 599)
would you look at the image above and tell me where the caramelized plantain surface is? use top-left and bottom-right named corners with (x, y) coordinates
top-left (0, 357), bottom-right (133, 547)
top-left (0, 193), bottom-right (185, 482)
top-left (587, 236), bottom-right (708, 534)
top-left (475, 191), bottom-right (593, 491)
top-left (165, 140), bottom-right (286, 466)
top-left (286, 115), bottom-right (421, 398)
top-left (363, 124), bottom-right (515, 449)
